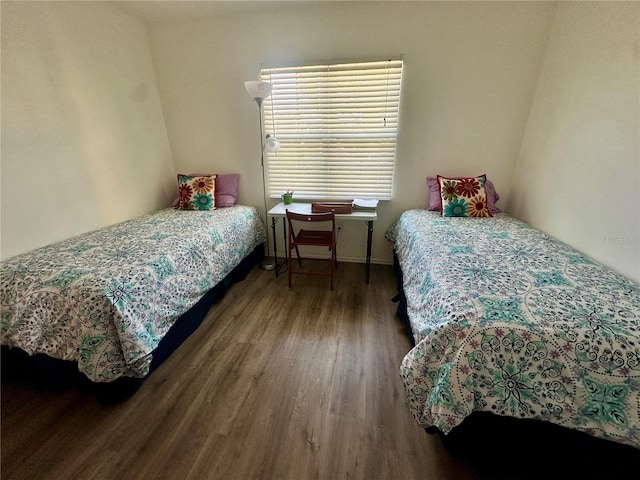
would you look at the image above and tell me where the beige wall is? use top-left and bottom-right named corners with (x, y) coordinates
top-left (0, 1), bottom-right (175, 260)
top-left (508, 1), bottom-right (640, 282)
top-left (146, 1), bottom-right (555, 264)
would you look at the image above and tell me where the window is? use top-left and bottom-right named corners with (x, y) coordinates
top-left (261, 58), bottom-right (403, 200)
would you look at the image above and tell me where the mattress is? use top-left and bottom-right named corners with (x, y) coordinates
top-left (387, 209), bottom-right (640, 450)
top-left (1, 206), bottom-right (265, 383)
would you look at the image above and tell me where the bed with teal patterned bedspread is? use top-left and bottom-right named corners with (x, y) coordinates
top-left (1, 206), bottom-right (265, 384)
top-left (387, 209), bottom-right (640, 450)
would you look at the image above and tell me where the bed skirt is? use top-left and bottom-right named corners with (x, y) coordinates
top-left (435, 411), bottom-right (640, 476)
top-left (1, 245), bottom-right (263, 403)
top-left (392, 251), bottom-right (414, 347)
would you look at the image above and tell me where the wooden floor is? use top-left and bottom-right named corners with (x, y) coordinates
top-left (5, 262), bottom-right (638, 479)
top-left (1, 262), bottom-right (481, 480)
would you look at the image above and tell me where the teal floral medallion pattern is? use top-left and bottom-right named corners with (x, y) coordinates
top-left (387, 210), bottom-right (640, 450)
top-left (1, 206), bottom-right (265, 382)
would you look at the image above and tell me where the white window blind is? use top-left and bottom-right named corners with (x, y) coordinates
top-left (261, 58), bottom-right (403, 200)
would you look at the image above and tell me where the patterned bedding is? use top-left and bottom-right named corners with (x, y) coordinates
top-left (387, 209), bottom-right (640, 450)
top-left (1, 206), bottom-right (265, 383)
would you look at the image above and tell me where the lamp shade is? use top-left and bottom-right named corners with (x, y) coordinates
top-left (245, 81), bottom-right (272, 99)
top-left (264, 134), bottom-right (280, 152)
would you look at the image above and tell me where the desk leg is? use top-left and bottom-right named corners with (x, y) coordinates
top-left (271, 217), bottom-right (278, 277)
top-left (282, 218), bottom-right (288, 268)
top-left (366, 220), bottom-right (373, 284)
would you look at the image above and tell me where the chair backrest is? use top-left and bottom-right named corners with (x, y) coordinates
top-left (286, 210), bottom-right (335, 225)
top-left (286, 210), bottom-right (336, 243)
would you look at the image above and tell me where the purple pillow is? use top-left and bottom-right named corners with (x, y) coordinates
top-left (171, 173), bottom-right (240, 208)
top-left (214, 173), bottom-right (240, 207)
top-left (427, 175), bottom-right (501, 214)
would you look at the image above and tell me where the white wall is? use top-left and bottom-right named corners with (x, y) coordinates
top-left (508, 1), bottom-right (640, 282)
top-left (0, 1), bottom-right (175, 260)
top-left (146, 1), bottom-right (555, 264)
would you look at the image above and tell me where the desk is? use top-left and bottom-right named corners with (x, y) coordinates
top-left (267, 202), bottom-right (377, 284)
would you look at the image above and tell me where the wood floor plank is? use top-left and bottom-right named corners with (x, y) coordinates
top-left (1, 263), bottom-right (483, 480)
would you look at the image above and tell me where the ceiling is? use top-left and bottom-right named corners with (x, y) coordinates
top-left (116, 0), bottom-right (330, 23)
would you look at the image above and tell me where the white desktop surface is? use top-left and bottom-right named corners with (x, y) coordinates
top-left (268, 202), bottom-right (377, 221)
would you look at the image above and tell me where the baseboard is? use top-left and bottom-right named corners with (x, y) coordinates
top-left (273, 253), bottom-right (393, 265)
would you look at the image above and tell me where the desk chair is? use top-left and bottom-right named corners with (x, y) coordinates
top-left (286, 210), bottom-right (337, 290)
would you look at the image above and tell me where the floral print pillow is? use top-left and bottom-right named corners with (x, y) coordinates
top-left (437, 174), bottom-right (492, 217)
top-left (176, 174), bottom-right (217, 210)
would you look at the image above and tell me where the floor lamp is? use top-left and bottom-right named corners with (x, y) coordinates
top-left (245, 80), bottom-right (280, 271)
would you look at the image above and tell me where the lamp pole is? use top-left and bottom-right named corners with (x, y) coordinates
top-left (255, 97), bottom-right (276, 271)
top-left (245, 80), bottom-right (278, 271)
